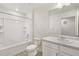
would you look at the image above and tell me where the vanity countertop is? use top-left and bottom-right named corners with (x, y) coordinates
top-left (42, 36), bottom-right (79, 50)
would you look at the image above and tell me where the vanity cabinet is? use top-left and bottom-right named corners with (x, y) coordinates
top-left (59, 46), bottom-right (79, 56)
top-left (59, 52), bottom-right (71, 56)
top-left (42, 40), bottom-right (79, 56)
top-left (42, 41), bottom-right (59, 56)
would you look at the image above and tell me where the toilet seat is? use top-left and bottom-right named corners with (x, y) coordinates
top-left (26, 44), bottom-right (37, 52)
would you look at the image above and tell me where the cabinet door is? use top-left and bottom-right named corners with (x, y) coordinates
top-left (42, 41), bottom-right (59, 50)
top-left (59, 52), bottom-right (70, 56)
top-left (43, 46), bottom-right (57, 56)
top-left (60, 46), bottom-right (79, 56)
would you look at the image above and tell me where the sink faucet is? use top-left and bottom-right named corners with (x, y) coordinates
top-left (61, 36), bottom-right (65, 39)
top-left (59, 36), bottom-right (66, 40)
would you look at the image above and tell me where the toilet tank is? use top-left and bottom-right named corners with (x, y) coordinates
top-left (34, 37), bottom-right (41, 46)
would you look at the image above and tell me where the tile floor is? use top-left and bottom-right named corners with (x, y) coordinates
top-left (16, 51), bottom-right (42, 56)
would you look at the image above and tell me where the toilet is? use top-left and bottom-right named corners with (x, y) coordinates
top-left (26, 37), bottom-right (41, 56)
top-left (34, 37), bottom-right (42, 52)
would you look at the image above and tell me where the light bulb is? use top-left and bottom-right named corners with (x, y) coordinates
top-left (56, 3), bottom-right (63, 8)
top-left (64, 3), bottom-right (71, 6)
top-left (15, 8), bottom-right (18, 11)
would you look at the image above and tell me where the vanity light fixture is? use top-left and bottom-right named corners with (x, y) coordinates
top-left (15, 8), bottom-right (19, 11)
top-left (49, 3), bottom-right (71, 11)
top-left (56, 3), bottom-right (71, 9)
top-left (56, 3), bottom-right (63, 8)
top-left (63, 3), bottom-right (71, 6)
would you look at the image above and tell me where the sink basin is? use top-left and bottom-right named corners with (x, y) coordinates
top-left (58, 38), bottom-right (73, 44)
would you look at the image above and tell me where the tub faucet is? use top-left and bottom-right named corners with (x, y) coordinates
top-left (26, 33), bottom-right (29, 39)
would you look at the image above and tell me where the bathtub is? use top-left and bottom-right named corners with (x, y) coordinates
top-left (0, 41), bottom-right (31, 56)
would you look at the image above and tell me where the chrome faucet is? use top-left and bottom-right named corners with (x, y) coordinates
top-left (26, 33), bottom-right (29, 39)
top-left (60, 36), bottom-right (65, 39)
top-left (58, 35), bottom-right (66, 40)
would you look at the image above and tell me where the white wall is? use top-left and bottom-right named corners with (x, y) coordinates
top-left (49, 14), bottom-right (61, 36)
top-left (34, 8), bottom-right (49, 38)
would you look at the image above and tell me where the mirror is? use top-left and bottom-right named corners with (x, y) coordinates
top-left (49, 3), bottom-right (79, 37)
top-left (61, 16), bottom-right (76, 37)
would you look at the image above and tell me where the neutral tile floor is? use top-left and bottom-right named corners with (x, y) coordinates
top-left (16, 51), bottom-right (42, 56)
top-left (16, 51), bottom-right (28, 56)
top-left (16, 46), bottom-right (42, 56)
top-left (36, 52), bottom-right (42, 56)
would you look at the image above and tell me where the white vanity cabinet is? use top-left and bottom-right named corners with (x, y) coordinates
top-left (59, 46), bottom-right (79, 56)
top-left (42, 39), bottom-right (79, 56)
top-left (42, 41), bottom-right (59, 56)
top-left (59, 52), bottom-right (71, 56)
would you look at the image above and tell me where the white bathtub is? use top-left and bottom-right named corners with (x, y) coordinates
top-left (0, 41), bottom-right (30, 56)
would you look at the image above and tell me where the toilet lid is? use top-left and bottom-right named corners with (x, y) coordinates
top-left (26, 44), bottom-right (37, 52)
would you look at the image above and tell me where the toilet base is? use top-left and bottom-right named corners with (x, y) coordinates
top-left (27, 49), bottom-right (37, 56)
top-left (26, 44), bottom-right (38, 56)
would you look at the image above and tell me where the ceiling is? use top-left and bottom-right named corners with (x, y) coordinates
top-left (0, 3), bottom-right (78, 15)
top-left (0, 3), bottom-right (56, 14)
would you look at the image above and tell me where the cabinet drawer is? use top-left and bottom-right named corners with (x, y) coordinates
top-left (60, 46), bottom-right (79, 56)
top-left (42, 41), bottom-right (58, 50)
